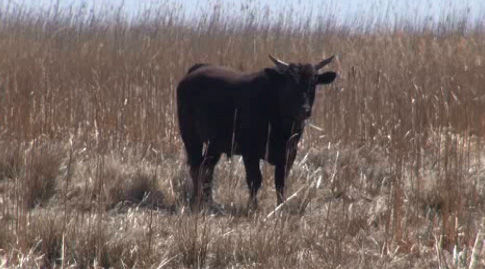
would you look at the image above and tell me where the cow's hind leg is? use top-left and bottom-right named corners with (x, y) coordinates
top-left (186, 142), bottom-right (204, 209)
top-left (201, 145), bottom-right (221, 203)
top-left (190, 144), bottom-right (221, 212)
top-left (200, 150), bottom-right (221, 205)
top-left (179, 107), bottom-right (205, 210)
top-left (243, 156), bottom-right (262, 209)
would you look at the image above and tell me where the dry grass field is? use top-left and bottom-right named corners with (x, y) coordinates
top-left (0, 2), bottom-right (485, 268)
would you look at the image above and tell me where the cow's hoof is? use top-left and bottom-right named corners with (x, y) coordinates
top-left (247, 200), bottom-right (258, 212)
top-left (189, 200), bottom-right (225, 216)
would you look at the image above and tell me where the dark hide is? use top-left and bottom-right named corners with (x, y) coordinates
top-left (177, 56), bottom-right (337, 209)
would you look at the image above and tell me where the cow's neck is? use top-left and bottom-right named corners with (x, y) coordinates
top-left (255, 73), bottom-right (303, 142)
top-left (269, 117), bottom-right (303, 139)
top-left (267, 104), bottom-right (304, 144)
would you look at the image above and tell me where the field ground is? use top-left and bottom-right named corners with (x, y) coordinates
top-left (0, 2), bottom-right (485, 268)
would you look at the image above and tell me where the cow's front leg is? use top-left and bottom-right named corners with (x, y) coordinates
top-left (190, 164), bottom-right (201, 208)
top-left (274, 164), bottom-right (287, 205)
top-left (274, 149), bottom-right (296, 206)
top-left (243, 156), bottom-right (262, 209)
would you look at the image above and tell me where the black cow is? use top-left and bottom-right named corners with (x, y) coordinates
top-left (177, 55), bottom-right (336, 210)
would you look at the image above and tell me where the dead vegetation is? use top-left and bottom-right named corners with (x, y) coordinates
top-left (0, 1), bottom-right (484, 268)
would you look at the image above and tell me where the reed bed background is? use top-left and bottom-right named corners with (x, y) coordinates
top-left (0, 1), bottom-right (484, 268)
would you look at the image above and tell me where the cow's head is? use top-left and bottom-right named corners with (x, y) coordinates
top-left (266, 55), bottom-right (336, 127)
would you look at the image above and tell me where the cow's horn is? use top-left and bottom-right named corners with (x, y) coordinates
top-left (268, 54), bottom-right (289, 71)
top-left (314, 55), bottom-right (335, 70)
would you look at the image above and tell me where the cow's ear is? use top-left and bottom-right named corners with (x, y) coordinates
top-left (316, 72), bottom-right (337, 85)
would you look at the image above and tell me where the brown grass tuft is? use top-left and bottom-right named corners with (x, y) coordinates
top-left (22, 141), bottom-right (64, 209)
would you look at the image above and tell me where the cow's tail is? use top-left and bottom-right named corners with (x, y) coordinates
top-left (187, 63), bottom-right (209, 74)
